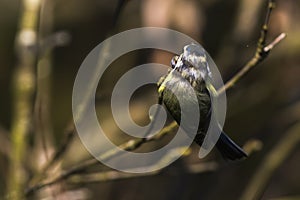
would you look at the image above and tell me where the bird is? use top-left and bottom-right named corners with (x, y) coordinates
top-left (157, 43), bottom-right (247, 160)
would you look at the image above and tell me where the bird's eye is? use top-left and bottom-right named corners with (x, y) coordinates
top-left (170, 55), bottom-right (179, 68)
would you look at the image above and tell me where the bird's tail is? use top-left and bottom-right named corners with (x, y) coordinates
top-left (216, 132), bottom-right (248, 160)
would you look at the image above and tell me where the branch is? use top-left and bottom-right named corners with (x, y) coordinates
top-left (218, 0), bottom-right (285, 95)
top-left (239, 122), bottom-right (300, 200)
top-left (50, 138), bottom-right (261, 185)
top-left (62, 140), bottom-right (262, 185)
top-left (25, 125), bottom-right (262, 196)
top-left (42, 123), bottom-right (75, 172)
top-left (27, 123), bottom-right (76, 189)
top-left (25, 121), bottom-right (178, 196)
top-left (7, 0), bottom-right (41, 199)
top-left (33, 0), bottom-right (55, 168)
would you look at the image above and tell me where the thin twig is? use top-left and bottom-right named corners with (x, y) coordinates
top-left (264, 33), bottom-right (286, 52)
top-left (239, 122), bottom-right (300, 200)
top-left (218, 0), bottom-right (284, 95)
top-left (27, 123), bottom-right (75, 193)
top-left (34, 0), bottom-right (55, 166)
top-left (42, 123), bottom-right (75, 172)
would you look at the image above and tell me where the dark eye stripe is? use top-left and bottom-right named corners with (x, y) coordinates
top-left (170, 55), bottom-right (179, 68)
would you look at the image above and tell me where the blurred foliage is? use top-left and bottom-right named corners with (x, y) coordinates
top-left (0, 0), bottom-right (299, 199)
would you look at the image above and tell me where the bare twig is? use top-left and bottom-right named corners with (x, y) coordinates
top-left (33, 0), bottom-right (55, 167)
top-left (218, 0), bottom-right (285, 95)
top-left (7, 0), bottom-right (41, 199)
top-left (263, 33), bottom-right (286, 52)
top-left (42, 123), bottom-right (75, 172)
top-left (27, 123), bottom-right (75, 196)
top-left (239, 122), bottom-right (300, 200)
top-left (25, 121), bottom-right (263, 195)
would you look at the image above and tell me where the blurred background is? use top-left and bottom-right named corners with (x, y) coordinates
top-left (0, 0), bottom-right (299, 199)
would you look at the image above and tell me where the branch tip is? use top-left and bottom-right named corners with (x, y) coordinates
top-left (264, 33), bottom-right (286, 52)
